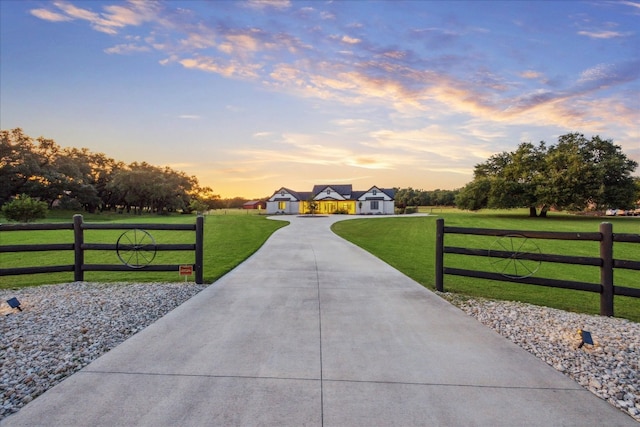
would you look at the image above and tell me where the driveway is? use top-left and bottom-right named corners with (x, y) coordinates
top-left (2, 215), bottom-right (635, 426)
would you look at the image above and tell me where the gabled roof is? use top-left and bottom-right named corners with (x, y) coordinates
top-left (356, 186), bottom-right (396, 201)
top-left (274, 187), bottom-right (304, 200)
top-left (312, 184), bottom-right (353, 197)
top-left (380, 187), bottom-right (396, 198)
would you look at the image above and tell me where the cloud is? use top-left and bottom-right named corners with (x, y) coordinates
top-left (367, 126), bottom-right (483, 162)
top-left (31, 1), bottom-right (159, 35)
top-left (578, 30), bottom-right (630, 39)
top-left (253, 131), bottom-right (273, 138)
top-left (341, 35), bottom-right (361, 44)
top-left (30, 8), bottom-right (72, 22)
top-left (234, 133), bottom-right (396, 170)
top-left (244, 0), bottom-right (292, 11)
top-left (519, 70), bottom-right (543, 79)
top-left (577, 61), bottom-right (640, 88)
top-left (104, 43), bottom-right (150, 54)
top-left (179, 57), bottom-right (262, 79)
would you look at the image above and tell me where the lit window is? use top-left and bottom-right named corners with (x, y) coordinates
top-left (278, 201), bottom-right (286, 210)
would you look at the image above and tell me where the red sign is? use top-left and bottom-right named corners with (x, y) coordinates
top-left (179, 265), bottom-right (193, 276)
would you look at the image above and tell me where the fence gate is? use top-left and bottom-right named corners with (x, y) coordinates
top-left (0, 214), bottom-right (204, 284)
top-left (435, 218), bottom-right (640, 316)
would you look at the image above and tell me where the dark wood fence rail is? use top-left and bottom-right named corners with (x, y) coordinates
top-left (0, 214), bottom-right (204, 284)
top-left (435, 219), bottom-right (640, 317)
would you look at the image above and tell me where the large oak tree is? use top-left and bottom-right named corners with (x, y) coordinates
top-left (456, 133), bottom-right (638, 217)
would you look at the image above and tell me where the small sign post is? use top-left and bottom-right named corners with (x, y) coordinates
top-left (179, 265), bottom-right (193, 282)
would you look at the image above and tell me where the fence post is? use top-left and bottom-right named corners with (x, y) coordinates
top-left (599, 222), bottom-right (614, 316)
top-left (195, 215), bottom-right (204, 284)
top-left (435, 218), bottom-right (444, 292)
top-left (73, 214), bottom-right (84, 282)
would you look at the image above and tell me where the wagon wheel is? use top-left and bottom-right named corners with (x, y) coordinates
top-left (488, 234), bottom-right (541, 279)
top-left (116, 229), bottom-right (157, 268)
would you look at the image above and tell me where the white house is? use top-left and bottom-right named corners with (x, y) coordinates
top-left (266, 184), bottom-right (395, 215)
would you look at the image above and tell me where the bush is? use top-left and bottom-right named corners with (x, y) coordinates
top-left (404, 206), bottom-right (418, 214)
top-left (2, 194), bottom-right (48, 222)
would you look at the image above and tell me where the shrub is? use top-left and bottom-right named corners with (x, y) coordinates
top-left (404, 206), bottom-right (418, 214)
top-left (2, 194), bottom-right (48, 222)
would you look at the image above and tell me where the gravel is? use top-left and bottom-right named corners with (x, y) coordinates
top-left (1, 282), bottom-right (206, 420)
top-left (1, 283), bottom-right (638, 422)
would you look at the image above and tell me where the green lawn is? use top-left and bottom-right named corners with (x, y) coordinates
top-left (332, 209), bottom-right (640, 322)
top-left (0, 211), bottom-right (287, 289)
top-left (2, 208), bottom-right (638, 322)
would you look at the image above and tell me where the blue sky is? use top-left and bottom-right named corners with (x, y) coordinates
top-left (1, 0), bottom-right (638, 198)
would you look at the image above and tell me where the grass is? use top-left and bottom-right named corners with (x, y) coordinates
top-left (0, 210), bottom-right (287, 289)
top-left (2, 207), bottom-right (638, 322)
top-left (331, 208), bottom-right (640, 322)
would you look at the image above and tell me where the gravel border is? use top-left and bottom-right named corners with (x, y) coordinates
top-left (1, 283), bottom-right (638, 422)
top-left (1, 282), bottom-right (206, 420)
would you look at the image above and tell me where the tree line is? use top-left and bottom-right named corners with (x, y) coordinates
top-left (1, 128), bottom-right (222, 214)
top-left (3, 129), bottom-right (637, 218)
top-left (394, 188), bottom-right (458, 208)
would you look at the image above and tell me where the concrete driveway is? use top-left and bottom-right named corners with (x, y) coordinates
top-left (2, 215), bottom-right (636, 426)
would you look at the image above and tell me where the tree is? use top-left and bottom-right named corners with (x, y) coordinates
top-left (186, 185), bottom-right (220, 213)
top-left (458, 133), bottom-right (637, 216)
top-left (394, 187), bottom-right (458, 208)
top-left (0, 128), bottom-right (42, 206)
top-left (455, 178), bottom-right (491, 211)
top-left (584, 135), bottom-right (638, 210)
top-left (2, 194), bottom-right (48, 222)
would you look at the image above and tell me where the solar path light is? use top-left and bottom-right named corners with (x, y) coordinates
top-left (6, 297), bottom-right (22, 312)
top-left (577, 329), bottom-right (593, 348)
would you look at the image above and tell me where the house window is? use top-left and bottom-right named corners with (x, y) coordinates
top-left (327, 189), bottom-right (331, 195)
top-left (278, 201), bottom-right (286, 210)
top-left (370, 200), bottom-right (379, 210)
top-left (372, 190), bottom-right (377, 195)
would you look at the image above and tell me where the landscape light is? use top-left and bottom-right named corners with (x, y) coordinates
top-left (577, 329), bottom-right (593, 348)
top-left (6, 297), bottom-right (22, 312)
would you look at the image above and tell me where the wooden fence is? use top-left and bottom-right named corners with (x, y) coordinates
top-left (435, 219), bottom-right (640, 316)
top-left (0, 214), bottom-right (204, 284)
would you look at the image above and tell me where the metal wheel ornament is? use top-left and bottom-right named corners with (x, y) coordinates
top-left (116, 229), bottom-right (157, 268)
top-left (488, 234), bottom-right (541, 279)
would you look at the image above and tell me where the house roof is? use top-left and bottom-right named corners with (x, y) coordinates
top-left (380, 188), bottom-right (396, 198)
top-left (312, 184), bottom-right (353, 197)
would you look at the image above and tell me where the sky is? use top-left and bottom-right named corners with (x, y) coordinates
top-left (1, 1), bottom-right (639, 199)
